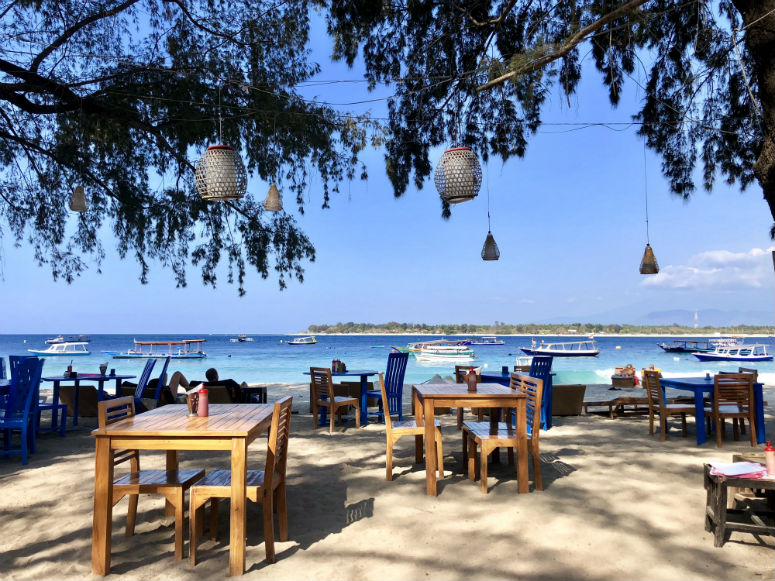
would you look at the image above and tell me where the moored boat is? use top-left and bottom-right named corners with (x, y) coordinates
top-left (287, 336), bottom-right (317, 345)
top-left (104, 339), bottom-right (207, 359)
top-left (45, 334), bottom-right (91, 344)
top-left (467, 335), bottom-right (505, 345)
top-left (658, 337), bottom-right (740, 353)
top-left (28, 341), bottom-right (90, 356)
top-left (230, 334), bottom-right (254, 343)
top-left (414, 344), bottom-right (476, 362)
top-left (692, 343), bottom-right (772, 362)
top-left (520, 339), bottom-right (599, 357)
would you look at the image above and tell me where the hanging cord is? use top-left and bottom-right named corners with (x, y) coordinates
top-left (486, 162), bottom-right (492, 231)
top-left (218, 84), bottom-right (223, 143)
top-left (643, 139), bottom-right (650, 244)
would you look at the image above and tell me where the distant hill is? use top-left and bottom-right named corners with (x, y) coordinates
top-left (545, 307), bottom-right (773, 327)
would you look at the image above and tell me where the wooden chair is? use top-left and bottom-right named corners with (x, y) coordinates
top-left (735, 367), bottom-right (758, 435)
top-left (309, 367), bottom-right (360, 433)
top-left (97, 396), bottom-right (204, 561)
top-left (454, 365), bottom-right (483, 429)
top-left (189, 396), bottom-right (293, 566)
top-left (642, 370), bottom-right (695, 440)
top-left (462, 373), bottom-right (544, 493)
top-left (705, 374), bottom-right (756, 447)
top-left (377, 373), bottom-right (444, 481)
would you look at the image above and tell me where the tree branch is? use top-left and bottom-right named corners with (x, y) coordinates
top-left (476, 0), bottom-right (649, 92)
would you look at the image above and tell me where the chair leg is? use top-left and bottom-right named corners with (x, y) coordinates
top-left (126, 494), bottom-right (139, 537)
top-left (210, 498), bottom-right (219, 541)
top-left (732, 419), bottom-right (740, 441)
top-left (531, 444), bottom-right (543, 491)
top-left (659, 414), bottom-right (667, 441)
top-left (680, 413), bottom-right (687, 437)
top-left (456, 408), bottom-right (463, 430)
top-left (462, 428), bottom-right (468, 466)
top-left (173, 489), bottom-right (184, 561)
top-left (648, 410), bottom-right (655, 435)
top-left (354, 405), bottom-right (361, 428)
top-left (312, 402), bottom-right (318, 429)
top-left (329, 404), bottom-right (335, 434)
top-left (748, 412), bottom-right (756, 447)
top-left (276, 485), bottom-right (288, 542)
top-left (480, 442), bottom-right (489, 494)
top-left (189, 492), bottom-right (199, 567)
top-left (386, 437), bottom-right (394, 481)
top-left (435, 427), bottom-right (444, 479)
top-left (263, 489), bottom-right (276, 564)
top-left (715, 416), bottom-right (723, 448)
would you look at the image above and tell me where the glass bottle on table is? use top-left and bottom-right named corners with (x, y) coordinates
top-left (466, 366), bottom-right (477, 392)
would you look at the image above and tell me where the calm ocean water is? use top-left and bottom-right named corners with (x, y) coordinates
top-left (3, 334), bottom-right (774, 393)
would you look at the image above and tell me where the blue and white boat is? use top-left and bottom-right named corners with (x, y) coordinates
top-left (468, 335), bottom-right (505, 345)
top-left (287, 336), bottom-right (317, 345)
top-left (28, 341), bottom-right (90, 356)
top-left (692, 343), bottom-right (772, 362)
top-left (520, 339), bottom-right (599, 357)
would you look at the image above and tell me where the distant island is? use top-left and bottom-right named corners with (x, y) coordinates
top-left (307, 322), bottom-right (774, 336)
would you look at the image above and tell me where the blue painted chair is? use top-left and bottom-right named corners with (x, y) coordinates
top-left (528, 356), bottom-right (553, 430)
top-left (1, 357), bottom-right (44, 465)
top-left (11, 355), bottom-right (68, 437)
top-left (0, 357), bottom-right (6, 379)
top-left (152, 357), bottom-right (171, 403)
top-left (128, 359), bottom-right (157, 412)
top-left (366, 352), bottom-right (409, 422)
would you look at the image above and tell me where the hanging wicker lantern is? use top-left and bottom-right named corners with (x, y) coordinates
top-left (434, 147), bottom-right (482, 204)
top-left (69, 185), bottom-right (87, 212)
top-left (639, 243), bottom-right (659, 274)
top-left (264, 183), bottom-right (283, 212)
top-left (481, 230), bottom-right (500, 261)
top-left (195, 145), bottom-right (247, 201)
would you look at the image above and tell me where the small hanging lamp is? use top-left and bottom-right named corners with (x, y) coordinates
top-left (434, 147), bottom-right (482, 204)
top-left (481, 168), bottom-right (499, 261)
top-left (264, 183), bottom-right (283, 212)
top-left (195, 145), bottom-right (247, 201)
top-left (69, 185), bottom-right (87, 212)
top-left (639, 141), bottom-right (659, 274)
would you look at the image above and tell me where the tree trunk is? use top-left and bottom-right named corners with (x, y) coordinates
top-left (733, 0), bottom-right (775, 228)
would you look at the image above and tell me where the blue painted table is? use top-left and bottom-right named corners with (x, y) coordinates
top-left (304, 369), bottom-right (378, 425)
top-left (480, 371), bottom-right (555, 430)
top-left (659, 376), bottom-right (766, 446)
top-left (41, 373), bottom-right (135, 427)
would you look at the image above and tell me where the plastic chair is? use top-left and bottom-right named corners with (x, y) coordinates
top-left (98, 396), bottom-right (204, 560)
top-left (366, 352), bottom-right (409, 422)
top-left (190, 396), bottom-right (293, 566)
top-left (0, 357), bottom-right (44, 465)
top-left (528, 356), bottom-right (553, 429)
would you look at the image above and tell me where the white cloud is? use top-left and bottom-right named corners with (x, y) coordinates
top-left (519, 298), bottom-right (536, 304)
top-left (642, 247), bottom-right (775, 290)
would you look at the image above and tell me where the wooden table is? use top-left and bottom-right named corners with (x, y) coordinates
top-left (412, 383), bottom-right (528, 495)
top-left (92, 403), bottom-right (274, 576)
top-left (659, 376), bottom-right (766, 445)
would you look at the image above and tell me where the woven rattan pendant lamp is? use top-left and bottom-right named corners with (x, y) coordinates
top-left (434, 147), bottom-right (482, 204)
top-left (195, 89), bottom-right (247, 202)
top-left (639, 143), bottom-right (659, 274)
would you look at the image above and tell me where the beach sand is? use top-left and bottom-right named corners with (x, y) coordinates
top-left (1, 382), bottom-right (773, 580)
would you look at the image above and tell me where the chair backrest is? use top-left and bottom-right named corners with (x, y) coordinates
top-left (377, 373), bottom-right (394, 434)
top-left (152, 357), bottom-right (171, 401)
top-left (738, 367), bottom-right (759, 382)
top-left (528, 356), bottom-right (553, 382)
top-left (204, 385), bottom-right (233, 403)
top-left (383, 352), bottom-right (408, 416)
top-left (264, 396), bottom-right (293, 490)
top-left (713, 373), bottom-right (753, 409)
top-left (133, 359), bottom-right (157, 400)
top-left (9, 355), bottom-right (37, 380)
top-left (510, 372), bottom-right (543, 440)
top-left (310, 367), bottom-right (334, 401)
top-left (0, 357), bottom-right (5, 380)
top-left (642, 370), bottom-right (665, 410)
top-left (5, 357), bottom-right (43, 417)
top-left (454, 365), bottom-right (481, 384)
top-left (97, 396), bottom-right (138, 468)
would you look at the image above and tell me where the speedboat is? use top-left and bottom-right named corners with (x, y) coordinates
top-left (467, 335), bottom-right (505, 345)
top-left (520, 339), bottom-right (599, 357)
top-left (28, 341), bottom-right (90, 356)
top-left (692, 343), bottom-right (772, 362)
top-left (287, 336), bottom-right (317, 345)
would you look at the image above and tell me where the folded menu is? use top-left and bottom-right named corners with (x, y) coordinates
top-left (709, 461), bottom-right (767, 478)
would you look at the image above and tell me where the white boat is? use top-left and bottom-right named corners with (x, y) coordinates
top-left (229, 334), bottom-right (254, 343)
top-left (520, 339), bottom-right (599, 357)
top-left (692, 343), bottom-right (772, 362)
top-left (45, 334), bottom-right (91, 344)
top-left (103, 339), bottom-right (206, 359)
top-left (414, 344), bottom-right (476, 362)
top-left (467, 335), bottom-right (505, 345)
top-left (28, 341), bottom-right (90, 356)
top-left (287, 336), bottom-right (317, 345)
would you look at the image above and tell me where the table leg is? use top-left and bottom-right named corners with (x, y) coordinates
top-left (754, 384), bottom-right (765, 444)
top-left (515, 398), bottom-right (529, 494)
top-left (694, 390), bottom-right (706, 445)
top-left (165, 450), bottom-right (178, 518)
top-left (73, 381), bottom-right (81, 426)
top-left (544, 377), bottom-right (553, 430)
top-left (92, 437), bottom-right (114, 575)
top-left (114, 378), bottom-right (122, 397)
top-left (51, 381), bottom-right (61, 429)
top-left (229, 437), bottom-right (247, 576)
top-left (360, 375), bottom-right (369, 425)
top-left (424, 398), bottom-right (437, 496)
top-left (413, 388), bottom-right (422, 464)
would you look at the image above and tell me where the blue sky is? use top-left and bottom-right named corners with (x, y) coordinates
top-left (2, 17), bottom-right (774, 334)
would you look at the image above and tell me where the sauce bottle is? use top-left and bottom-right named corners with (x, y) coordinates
top-left (765, 441), bottom-right (775, 476)
top-left (466, 366), bottom-right (477, 392)
top-left (197, 388), bottom-right (209, 417)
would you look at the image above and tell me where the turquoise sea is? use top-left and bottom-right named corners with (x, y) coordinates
top-left (3, 334), bottom-right (774, 394)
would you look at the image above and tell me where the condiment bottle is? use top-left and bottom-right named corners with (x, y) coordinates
top-left (197, 388), bottom-right (209, 417)
top-left (466, 366), bottom-right (477, 392)
top-left (765, 441), bottom-right (775, 476)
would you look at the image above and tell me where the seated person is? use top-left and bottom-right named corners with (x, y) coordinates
top-left (199, 368), bottom-right (243, 403)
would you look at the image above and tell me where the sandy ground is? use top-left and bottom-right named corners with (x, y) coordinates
top-left (1, 381), bottom-right (773, 580)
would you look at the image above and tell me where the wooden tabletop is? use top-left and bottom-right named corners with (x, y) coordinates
top-left (91, 404), bottom-right (273, 438)
top-left (414, 382), bottom-right (526, 399)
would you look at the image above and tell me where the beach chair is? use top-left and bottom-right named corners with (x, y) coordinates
top-left (366, 352), bottom-right (408, 422)
top-left (115, 359), bottom-right (156, 412)
top-left (189, 396), bottom-right (293, 566)
top-left (310, 367), bottom-right (360, 433)
top-left (462, 373), bottom-right (544, 493)
top-left (97, 396), bottom-right (204, 561)
top-left (642, 370), bottom-right (694, 440)
top-left (377, 373), bottom-right (444, 481)
top-left (0, 357), bottom-right (43, 465)
top-left (705, 374), bottom-right (756, 447)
